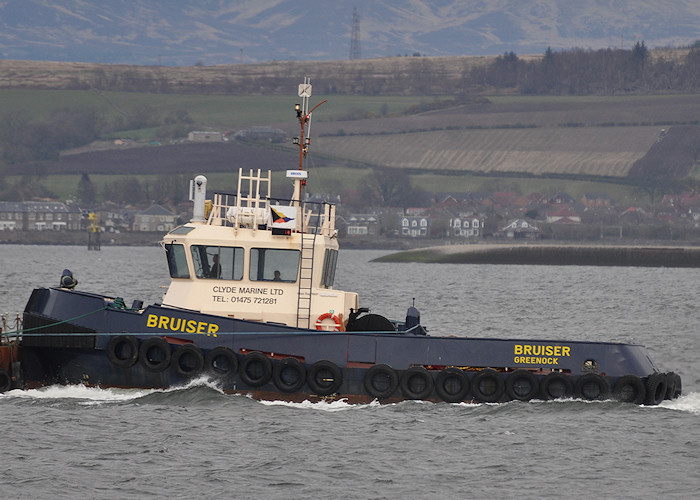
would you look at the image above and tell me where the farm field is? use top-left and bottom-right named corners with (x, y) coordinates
top-left (314, 126), bottom-right (661, 177)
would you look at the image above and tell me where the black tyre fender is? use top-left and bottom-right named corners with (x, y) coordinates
top-left (204, 347), bottom-right (239, 378)
top-left (307, 360), bottom-right (342, 396)
top-left (505, 369), bottom-right (539, 401)
top-left (364, 364), bottom-right (398, 400)
top-left (644, 372), bottom-right (667, 406)
top-left (612, 375), bottom-right (646, 405)
top-left (671, 372), bottom-right (682, 399)
top-left (139, 337), bottom-right (172, 372)
top-left (435, 367), bottom-right (470, 403)
top-left (472, 368), bottom-right (505, 403)
top-left (574, 373), bottom-right (610, 401)
top-left (399, 366), bottom-right (434, 400)
top-left (664, 372), bottom-right (677, 400)
top-left (106, 335), bottom-right (139, 368)
top-left (540, 372), bottom-right (573, 400)
top-left (171, 344), bottom-right (204, 377)
top-left (272, 357), bottom-right (306, 393)
top-left (239, 351), bottom-right (272, 387)
top-left (0, 368), bottom-right (12, 393)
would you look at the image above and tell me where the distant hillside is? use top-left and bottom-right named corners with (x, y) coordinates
top-left (6, 94), bottom-right (700, 183)
top-left (0, 1), bottom-right (698, 65)
top-left (628, 125), bottom-right (700, 179)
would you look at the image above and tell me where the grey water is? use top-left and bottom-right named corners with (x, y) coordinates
top-left (1, 245), bottom-right (699, 499)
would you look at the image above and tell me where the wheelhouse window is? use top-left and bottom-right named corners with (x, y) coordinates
top-left (190, 245), bottom-right (244, 280)
top-left (165, 243), bottom-right (190, 279)
top-left (321, 249), bottom-right (338, 288)
top-left (250, 248), bottom-right (299, 282)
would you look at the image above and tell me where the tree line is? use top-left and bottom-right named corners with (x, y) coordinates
top-left (0, 105), bottom-right (193, 165)
top-left (469, 42), bottom-right (700, 94)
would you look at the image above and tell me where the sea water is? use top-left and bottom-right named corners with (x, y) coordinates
top-left (1, 245), bottom-right (698, 498)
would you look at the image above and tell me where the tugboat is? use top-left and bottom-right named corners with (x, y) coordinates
top-left (4, 79), bottom-right (682, 405)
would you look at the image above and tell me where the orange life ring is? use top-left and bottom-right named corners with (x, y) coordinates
top-left (315, 312), bottom-right (342, 331)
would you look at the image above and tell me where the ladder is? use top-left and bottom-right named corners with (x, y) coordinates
top-left (297, 231), bottom-right (316, 329)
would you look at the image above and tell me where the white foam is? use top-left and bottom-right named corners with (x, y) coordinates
top-left (258, 397), bottom-right (381, 412)
top-left (0, 376), bottom-right (224, 404)
top-left (2, 384), bottom-right (155, 403)
top-left (658, 391), bottom-right (700, 414)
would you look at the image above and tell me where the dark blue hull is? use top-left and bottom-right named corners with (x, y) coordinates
top-left (16, 287), bottom-right (681, 405)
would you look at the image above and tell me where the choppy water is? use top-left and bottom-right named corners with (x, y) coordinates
top-left (1, 245), bottom-right (699, 499)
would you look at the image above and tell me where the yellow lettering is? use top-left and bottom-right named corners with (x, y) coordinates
top-left (562, 346), bottom-right (570, 357)
top-left (514, 345), bottom-right (522, 355)
top-left (524, 345), bottom-right (532, 355)
top-left (186, 320), bottom-right (197, 333)
top-left (196, 322), bottom-right (206, 333)
top-left (147, 314), bottom-right (158, 328)
top-left (158, 316), bottom-right (168, 329)
top-left (545, 345), bottom-right (553, 356)
top-left (208, 324), bottom-right (219, 334)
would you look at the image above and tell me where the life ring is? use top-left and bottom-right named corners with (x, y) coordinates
top-left (139, 337), bottom-right (171, 372)
top-left (272, 357), bottom-right (306, 393)
top-left (612, 375), bottom-right (646, 404)
top-left (540, 372), bottom-right (573, 400)
top-left (644, 372), bottom-right (667, 406)
top-left (307, 360), bottom-right (342, 395)
top-left (364, 364), bottom-right (398, 400)
top-left (435, 368), bottom-right (470, 403)
top-left (171, 344), bottom-right (204, 378)
top-left (574, 373), bottom-right (610, 401)
top-left (315, 313), bottom-right (342, 331)
top-left (505, 369), bottom-right (539, 401)
top-left (400, 366), bottom-right (434, 400)
top-left (239, 351), bottom-right (272, 387)
top-left (106, 335), bottom-right (139, 368)
top-left (472, 368), bottom-right (505, 403)
top-left (0, 368), bottom-right (12, 393)
top-left (205, 347), bottom-right (238, 378)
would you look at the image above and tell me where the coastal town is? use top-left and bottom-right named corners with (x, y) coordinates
top-left (2, 185), bottom-right (700, 246)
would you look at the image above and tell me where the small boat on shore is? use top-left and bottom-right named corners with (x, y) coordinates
top-left (0, 79), bottom-right (682, 405)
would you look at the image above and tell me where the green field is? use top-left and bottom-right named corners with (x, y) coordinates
top-left (0, 89), bottom-right (440, 130)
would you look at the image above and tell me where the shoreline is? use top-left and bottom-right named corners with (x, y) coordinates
top-left (373, 243), bottom-right (700, 267)
top-left (3, 232), bottom-right (700, 267)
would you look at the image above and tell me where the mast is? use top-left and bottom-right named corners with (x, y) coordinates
top-left (291, 78), bottom-right (326, 205)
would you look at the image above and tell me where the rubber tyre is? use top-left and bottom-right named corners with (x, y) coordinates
top-left (400, 366), bottom-right (434, 400)
top-left (612, 375), bottom-right (646, 405)
top-left (671, 372), bottom-right (682, 399)
top-left (272, 357), bottom-right (306, 393)
top-left (574, 373), bottom-right (610, 401)
top-left (364, 364), bottom-right (398, 400)
top-left (472, 368), bottom-right (505, 403)
top-left (664, 372), bottom-right (677, 400)
top-left (0, 368), bottom-right (11, 392)
top-left (239, 351), bottom-right (272, 387)
top-left (106, 335), bottom-right (139, 368)
top-left (540, 372), bottom-right (573, 400)
top-left (307, 360), bottom-right (342, 396)
top-left (505, 369), bottom-right (539, 401)
top-left (435, 368), bottom-right (470, 403)
top-left (644, 372), bottom-right (667, 406)
top-left (204, 347), bottom-right (239, 379)
top-left (172, 344), bottom-right (204, 378)
top-left (139, 337), bottom-right (172, 372)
